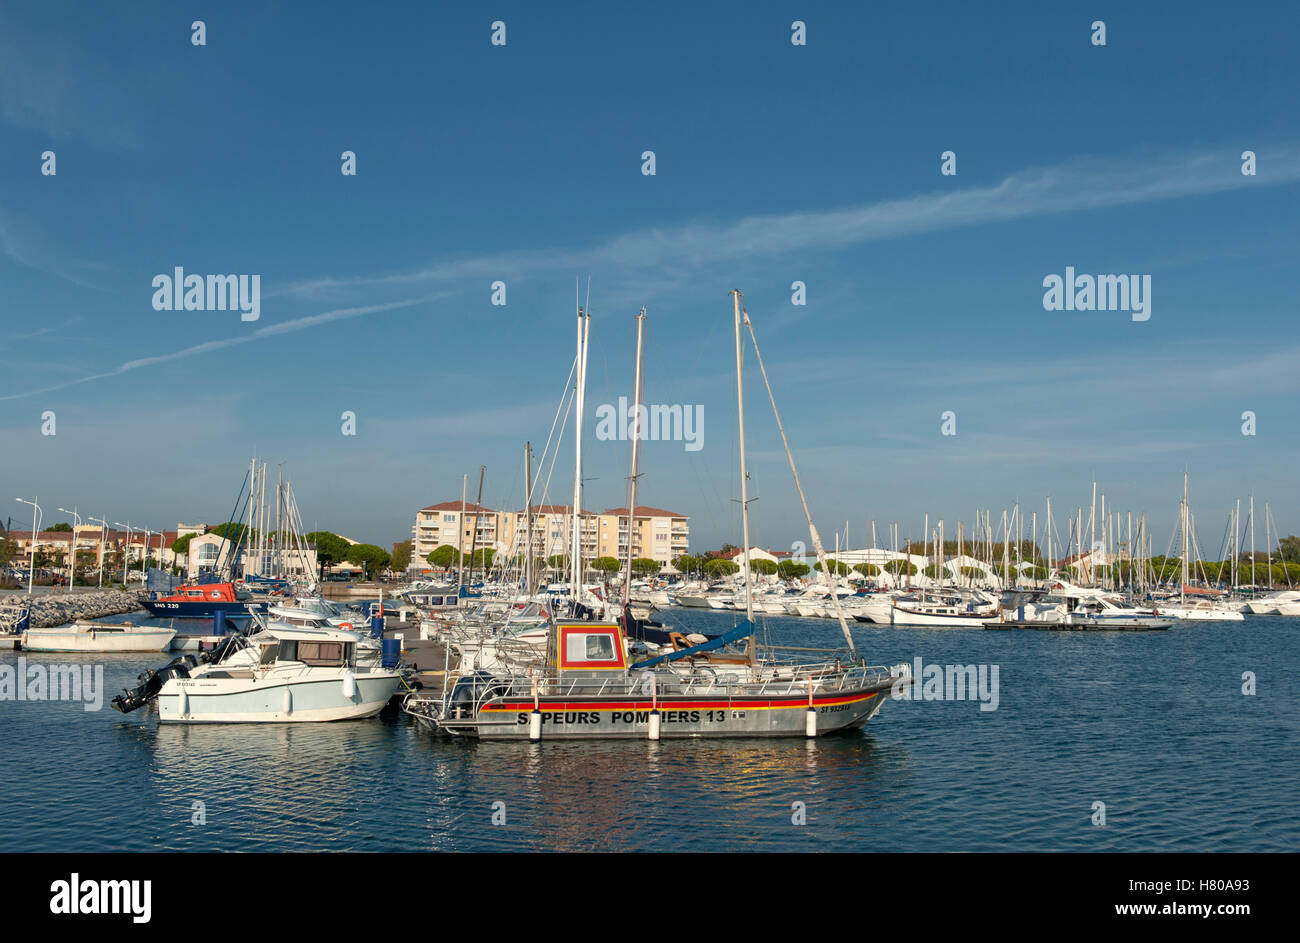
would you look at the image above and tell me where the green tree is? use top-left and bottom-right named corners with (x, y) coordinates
top-left (591, 556), bottom-right (622, 574)
top-left (853, 563), bottom-right (881, 576)
top-left (777, 560), bottom-right (811, 579)
top-left (1276, 536), bottom-right (1300, 565)
top-left (816, 558), bottom-right (850, 576)
top-left (390, 540), bottom-right (412, 573)
top-left (348, 543), bottom-right (391, 579)
top-left (673, 554), bottom-right (698, 573)
top-left (44, 522), bottom-right (72, 532)
top-left (426, 544), bottom-right (460, 569)
top-left (631, 557), bottom-right (661, 576)
top-left (306, 531), bottom-right (351, 574)
top-left (751, 558), bottom-right (778, 576)
top-left (884, 559), bottom-right (917, 576)
top-left (547, 554), bottom-right (569, 571)
top-left (702, 558), bottom-right (739, 577)
top-left (209, 522), bottom-right (248, 543)
top-left (171, 534), bottom-right (195, 556)
top-left (465, 548), bottom-right (496, 571)
top-left (0, 536), bottom-right (17, 567)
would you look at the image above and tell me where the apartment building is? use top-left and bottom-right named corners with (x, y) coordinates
top-left (411, 501), bottom-right (689, 570)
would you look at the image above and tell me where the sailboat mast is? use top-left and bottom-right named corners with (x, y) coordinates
top-left (456, 474), bottom-right (467, 593)
top-left (468, 466), bottom-right (485, 585)
top-left (623, 307), bottom-right (646, 607)
top-left (525, 442), bottom-right (534, 597)
top-left (731, 291), bottom-right (756, 661)
top-left (1250, 494), bottom-right (1256, 588)
top-left (1181, 472), bottom-right (1190, 598)
top-left (570, 304), bottom-right (590, 603)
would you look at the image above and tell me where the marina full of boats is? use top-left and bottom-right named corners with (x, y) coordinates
top-left (4, 292), bottom-right (1292, 743)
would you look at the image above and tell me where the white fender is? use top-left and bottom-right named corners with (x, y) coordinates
top-left (341, 670), bottom-right (358, 699)
top-left (177, 687), bottom-right (189, 716)
top-left (283, 687), bottom-right (293, 714)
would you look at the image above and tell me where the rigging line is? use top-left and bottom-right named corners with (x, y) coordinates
top-left (742, 304), bottom-right (856, 655)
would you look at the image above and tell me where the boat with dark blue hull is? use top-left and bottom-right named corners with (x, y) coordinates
top-left (139, 582), bottom-right (260, 619)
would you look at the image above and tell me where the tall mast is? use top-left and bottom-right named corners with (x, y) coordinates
top-left (1250, 494), bottom-right (1256, 588)
top-left (1045, 497), bottom-right (1052, 579)
top-left (1181, 471), bottom-right (1190, 599)
top-left (731, 290), bottom-right (756, 662)
top-left (570, 302), bottom-right (590, 602)
top-left (468, 466), bottom-right (485, 585)
top-left (622, 307), bottom-right (647, 607)
top-left (456, 474), bottom-right (467, 593)
top-left (524, 444), bottom-right (534, 597)
top-left (1265, 501), bottom-right (1272, 586)
top-left (275, 464), bottom-right (283, 579)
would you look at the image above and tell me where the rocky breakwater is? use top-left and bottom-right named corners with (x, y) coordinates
top-left (17, 591), bottom-right (143, 628)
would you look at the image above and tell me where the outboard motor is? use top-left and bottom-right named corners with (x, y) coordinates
top-left (446, 671), bottom-right (502, 720)
top-left (111, 655), bottom-right (196, 713)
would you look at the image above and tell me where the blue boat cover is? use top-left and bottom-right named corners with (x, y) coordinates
top-left (629, 619), bottom-right (756, 670)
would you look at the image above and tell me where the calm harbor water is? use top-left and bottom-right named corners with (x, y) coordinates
top-left (2, 609), bottom-right (1296, 852)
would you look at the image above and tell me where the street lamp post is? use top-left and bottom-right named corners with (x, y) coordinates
top-left (114, 521), bottom-right (131, 586)
top-left (15, 497), bottom-right (42, 595)
top-left (58, 506), bottom-right (81, 592)
top-left (87, 516), bottom-right (108, 588)
top-left (140, 528), bottom-right (153, 583)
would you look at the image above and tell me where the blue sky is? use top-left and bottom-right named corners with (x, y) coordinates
top-left (1, 1), bottom-right (1297, 557)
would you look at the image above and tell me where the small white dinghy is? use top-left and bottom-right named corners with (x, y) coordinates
top-left (22, 621), bottom-right (177, 653)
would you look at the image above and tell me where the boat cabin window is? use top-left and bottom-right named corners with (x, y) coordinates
top-left (275, 640), bottom-right (347, 666)
top-left (257, 642), bottom-right (281, 665)
top-left (297, 641), bottom-right (346, 666)
top-left (186, 590), bottom-right (203, 598)
top-left (567, 632), bottom-right (617, 662)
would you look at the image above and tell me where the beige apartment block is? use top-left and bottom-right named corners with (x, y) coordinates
top-left (411, 501), bottom-right (689, 569)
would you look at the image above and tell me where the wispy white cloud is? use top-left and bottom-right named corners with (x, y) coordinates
top-left (274, 146), bottom-right (1300, 300)
top-left (0, 295), bottom-right (444, 402)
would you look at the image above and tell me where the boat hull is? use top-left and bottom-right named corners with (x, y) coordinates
top-left (891, 606), bottom-right (996, 627)
top-left (157, 673), bottom-right (400, 723)
top-left (22, 625), bottom-right (177, 652)
top-left (139, 599), bottom-right (255, 619)
top-left (432, 684), bottom-right (894, 740)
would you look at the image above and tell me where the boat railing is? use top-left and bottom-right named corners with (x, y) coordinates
top-left (468, 661), bottom-right (903, 702)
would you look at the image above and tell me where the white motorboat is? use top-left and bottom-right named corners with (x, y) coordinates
top-left (22, 621), bottom-right (177, 653)
top-left (892, 590), bottom-right (1000, 627)
top-left (1154, 601), bottom-right (1245, 621)
top-left (1247, 590), bottom-right (1300, 615)
top-left (112, 624), bottom-right (402, 723)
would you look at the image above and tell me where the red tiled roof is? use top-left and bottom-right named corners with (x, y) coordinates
top-left (421, 501), bottom-right (497, 513)
top-left (519, 504), bottom-right (578, 515)
top-left (600, 507), bottom-right (688, 519)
